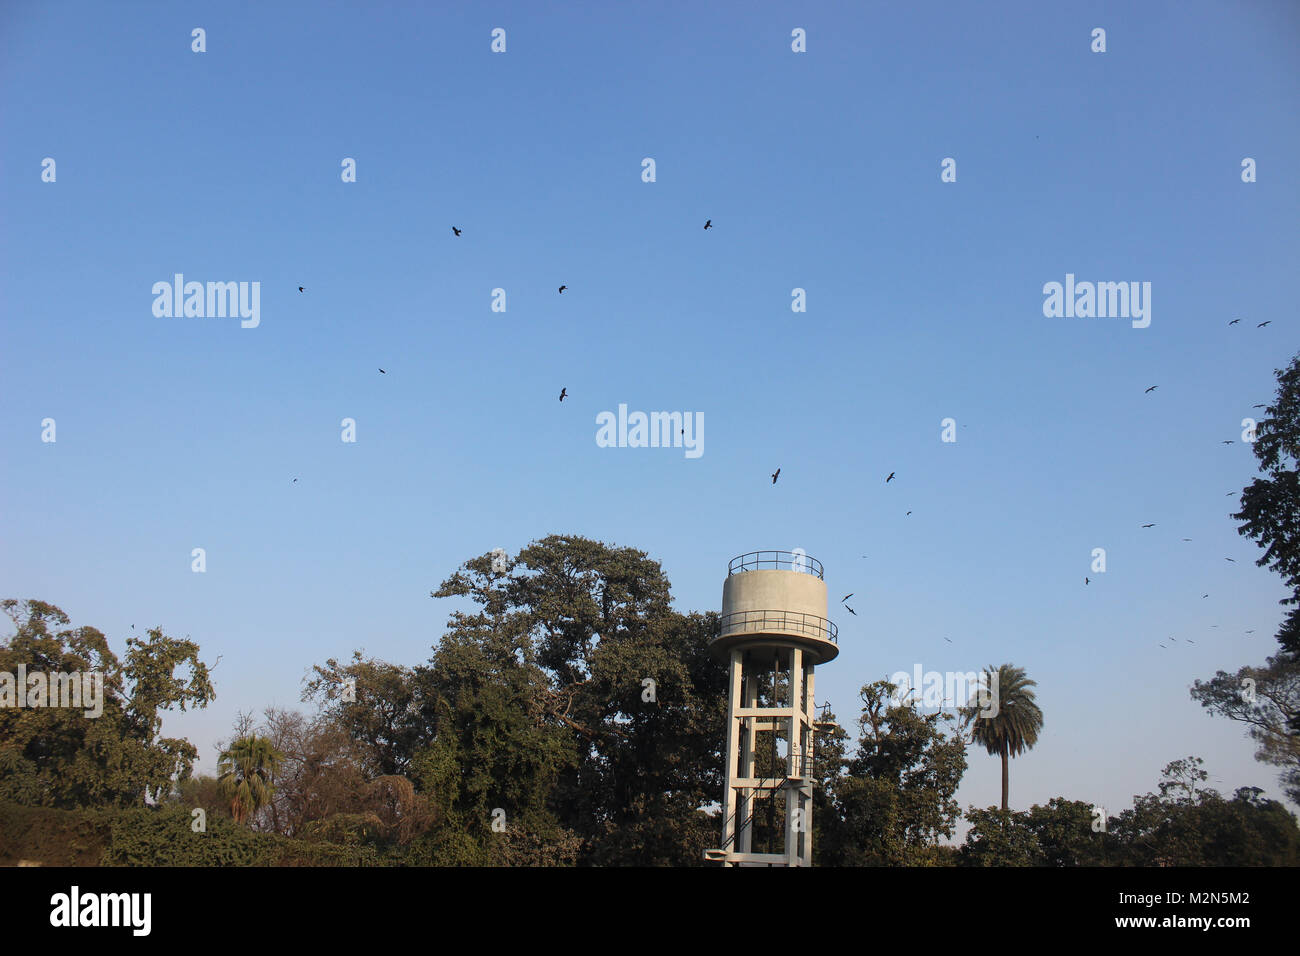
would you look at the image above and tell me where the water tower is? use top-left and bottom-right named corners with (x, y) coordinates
top-left (704, 550), bottom-right (839, 866)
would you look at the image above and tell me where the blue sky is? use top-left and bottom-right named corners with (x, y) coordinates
top-left (3, 0), bottom-right (1299, 833)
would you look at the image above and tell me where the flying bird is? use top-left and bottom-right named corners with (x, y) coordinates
top-left (1188, 639), bottom-right (1196, 643)
top-left (1141, 523), bottom-right (1155, 528)
top-left (886, 472), bottom-right (895, 483)
top-left (844, 605), bottom-right (857, 616)
top-left (1229, 319), bottom-right (1241, 325)
top-left (906, 511), bottom-right (912, 516)
top-left (558, 285), bottom-right (567, 294)
top-left (1257, 321), bottom-right (1271, 328)
top-left (1253, 404), bottom-right (1267, 409)
top-left (292, 478), bottom-right (298, 484)
top-left (452, 227), bottom-right (461, 236)
top-left (841, 593), bottom-right (853, 602)
top-left (1221, 440), bottom-right (1234, 445)
top-left (771, 468), bottom-right (780, 484)
top-left (1225, 557), bottom-right (1236, 562)
top-left (1085, 577), bottom-right (1090, 585)
top-left (1202, 594), bottom-right (1209, 599)
top-left (1246, 630), bottom-right (1255, 634)
top-left (1183, 538), bottom-right (1192, 541)
top-left (943, 637), bottom-right (952, 644)
top-left (379, 368), bottom-right (386, 374)
top-left (559, 388), bottom-right (567, 402)
top-left (298, 286), bottom-right (304, 292)
top-left (1145, 385), bottom-right (1158, 394)
top-left (703, 219), bottom-right (712, 230)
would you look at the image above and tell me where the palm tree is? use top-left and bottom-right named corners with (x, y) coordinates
top-left (960, 664), bottom-right (1043, 811)
top-left (217, 735), bottom-right (282, 825)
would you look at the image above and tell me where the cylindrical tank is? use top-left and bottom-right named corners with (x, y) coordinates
top-left (714, 550), bottom-right (839, 664)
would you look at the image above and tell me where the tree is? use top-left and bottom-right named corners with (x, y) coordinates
top-left (217, 735), bottom-right (281, 825)
top-left (0, 599), bottom-right (214, 808)
top-left (959, 807), bottom-right (1038, 866)
top-left (429, 536), bottom-right (726, 865)
top-left (1195, 352), bottom-right (1300, 800)
top-left (1023, 797), bottom-right (1111, 866)
top-left (303, 653), bottom-right (434, 778)
top-left (960, 664), bottom-right (1043, 811)
top-left (1191, 655), bottom-right (1300, 804)
top-left (1109, 757), bottom-right (1300, 865)
top-left (1232, 350), bottom-right (1300, 656)
top-left (821, 679), bottom-right (967, 865)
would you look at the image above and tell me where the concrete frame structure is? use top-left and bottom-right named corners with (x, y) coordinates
top-left (704, 551), bottom-right (838, 867)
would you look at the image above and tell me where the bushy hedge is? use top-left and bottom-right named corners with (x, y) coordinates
top-left (0, 801), bottom-right (382, 866)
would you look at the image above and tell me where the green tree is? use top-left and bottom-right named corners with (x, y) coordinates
top-left (0, 599), bottom-right (214, 808)
top-left (1109, 757), bottom-right (1300, 865)
top-left (429, 536), bottom-right (726, 866)
top-left (217, 735), bottom-right (282, 825)
top-left (959, 806), bottom-right (1038, 866)
top-left (960, 664), bottom-right (1043, 811)
top-left (821, 679), bottom-right (967, 865)
top-left (1190, 655), bottom-right (1300, 804)
top-left (1023, 797), bottom-right (1111, 865)
top-left (1194, 353), bottom-right (1300, 801)
top-left (1232, 351), bottom-right (1300, 656)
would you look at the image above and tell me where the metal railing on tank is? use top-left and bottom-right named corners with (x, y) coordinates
top-left (728, 550), bottom-right (824, 579)
top-left (718, 608), bottom-right (838, 644)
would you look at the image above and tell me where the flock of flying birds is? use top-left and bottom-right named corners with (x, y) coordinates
top-left (288, 220), bottom-right (716, 483)
top-left (292, 228), bottom-right (1272, 655)
top-left (775, 321), bottom-right (1275, 652)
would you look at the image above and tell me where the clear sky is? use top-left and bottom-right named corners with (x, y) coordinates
top-left (3, 1), bottom-right (1299, 834)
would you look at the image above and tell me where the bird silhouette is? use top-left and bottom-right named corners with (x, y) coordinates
top-left (1225, 557), bottom-right (1236, 562)
top-left (452, 227), bottom-right (461, 236)
top-left (771, 468), bottom-right (780, 484)
top-left (1085, 577), bottom-right (1090, 585)
top-left (1226, 492), bottom-right (1236, 496)
top-left (379, 368), bottom-right (386, 374)
top-left (1183, 538), bottom-right (1192, 541)
top-left (1188, 639), bottom-right (1196, 643)
top-left (292, 478), bottom-right (298, 484)
top-left (1202, 594), bottom-right (1209, 599)
top-left (1145, 385), bottom-right (1158, 394)
top-left (1221, 440), bottom-right (1234, 445)
top-left (844, 605), bottom-right (857, 615)
top-left (886, 472), bottom-right (895, 483)
top-left (841, 593), bottom-right (853, 602)
top-left (298, 286), bottom-right (304, 292)
top-left (558, 285), bottom-right (567, 294)
top-left (906, 511), bottom-right (912, 516)
top-left (1142, 523), bottom-right (1155, 528)
top-left (1258, 321), bottom-right (1271, 328)
top-left (559, 388), bottom-right (567, 402)
top-left (1158, 644), bottom-right (1166, 649)
top-left (703, 219), bottom-right (712, 230)
top-left (1229, 319), bottom-right (1241, 325)
top-left (943, 637), bottom-right (952, 644)
top-left (1246, 630), bottom-right (1255, 634)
